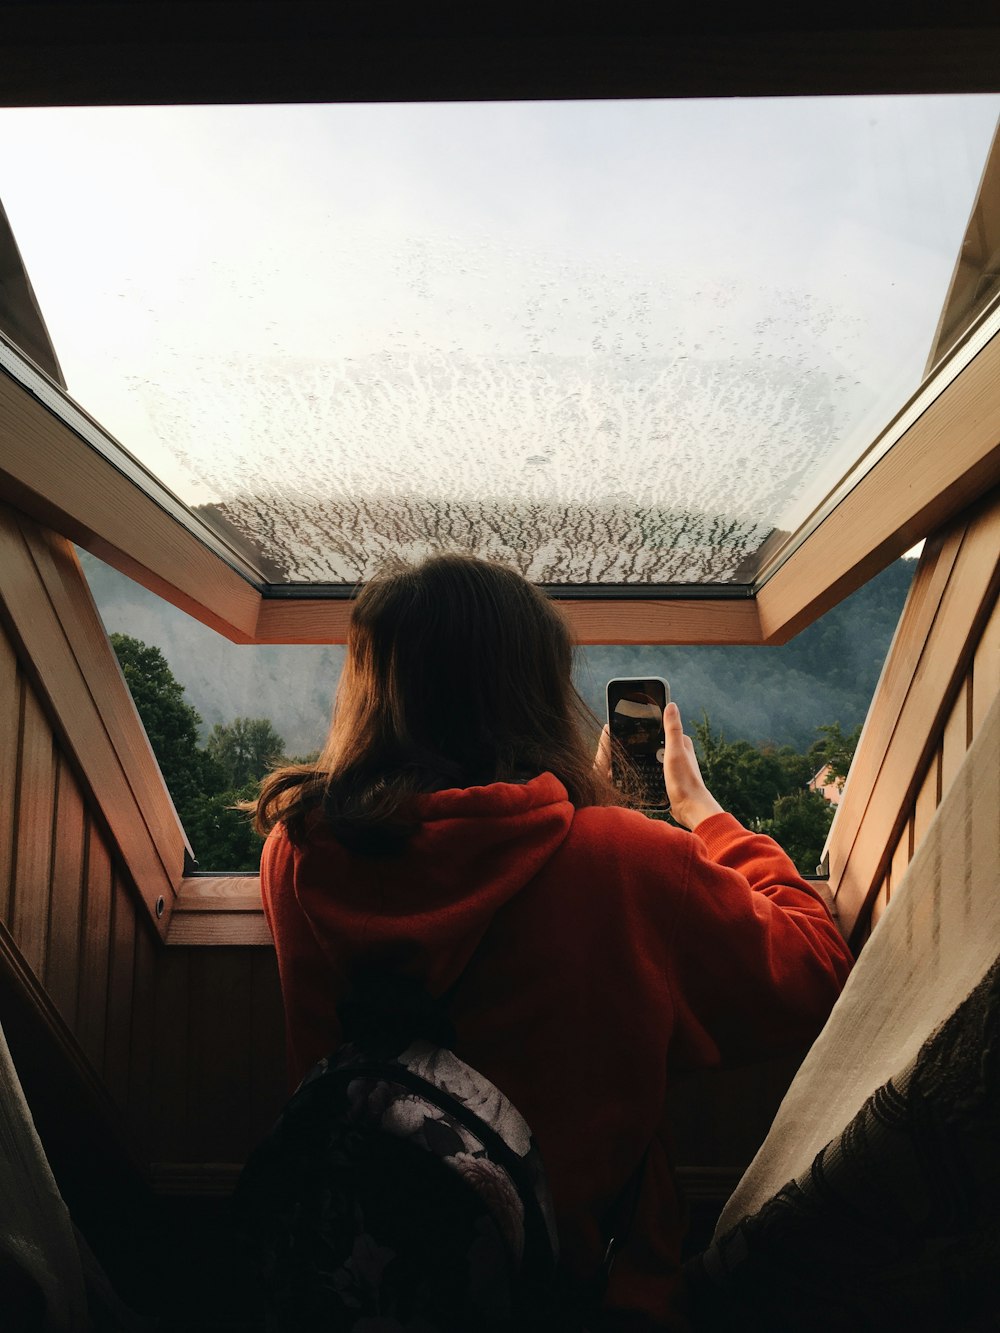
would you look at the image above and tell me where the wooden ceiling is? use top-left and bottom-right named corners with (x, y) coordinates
top-left (1, 1), bottom-right (1000, 108)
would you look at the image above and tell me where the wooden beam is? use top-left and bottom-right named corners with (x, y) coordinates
top-left (167, 877), bottom-right (269, 946)
top-left (756, 330), bottom-right (1000, 644)
top-left (2, 4), bottom-right (1000, 105)
top-left (556, 598), bottom-right (763, 646)
top-left (0, 506), bottom-right (184, 932)
top-left (825, 492), bottom-right (1000, 942)
top-left (166, 912), bottom-right (272, 948)
top-left (173, 878), bottom-right (263, 912)
top-left (0, 367), bottom-right (262, 643)
top-left (254, 594), bottom-right (765, 646)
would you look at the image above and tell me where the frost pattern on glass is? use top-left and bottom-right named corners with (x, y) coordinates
top-left (134, 248), bottom-right (859, 584)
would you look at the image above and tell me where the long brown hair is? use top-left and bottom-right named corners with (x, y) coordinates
top-left (253, 554), bottom-right (619, 851)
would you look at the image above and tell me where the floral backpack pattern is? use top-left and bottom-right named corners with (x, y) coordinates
top-left (235, 1024), bottom-right (566, 1331)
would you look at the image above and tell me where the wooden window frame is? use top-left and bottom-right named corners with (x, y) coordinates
top-left (824, 489), bottom-right (1000, 944)
top-left (0, 505), bottom-right (187, 937)
top-left (3, 316), bottom-right (1000, 646)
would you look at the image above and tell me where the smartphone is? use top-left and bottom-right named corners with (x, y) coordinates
top-left (606, 677), bottom-right (670, 810)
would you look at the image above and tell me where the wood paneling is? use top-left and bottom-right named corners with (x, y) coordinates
top-left (869, 880), bottom-right (889, 931)
top-left (142, 945), bottom-right (283, 1178)
top-left (0, 505), bottom-right (183, 930)
top-left (44, 756), bottom-right (85, 1029)
top-left (188, 950), bottom-right (254, 1162)
top-left (166, 912), bottom-right (272, 946)
top-left (126, 920), bottom-right (158, 1166)
top-left (167, 875), bottom-right (271, 945)
top-left (146, 944), bottom-right (285, 1181)
top-left (0, 370), bottom-right (261, 643)
top-left (941, 676), bottom-right (973, 797)
top-left (76, 828), bottom-right (112, 1074)
top-left (104, 869), bottom-right (137, 1111)
top-left (28, 527), bottom-right (194, 874)
top-left (149, 947), bottom-right (192, 1166)
top-left (11, 684), bottom-right (56, 979)
top-left (827, 493), bottom-right (1000, 945)
top-left (250, 950), bottom-right (288, 1130)
top-left (0, 526), bottom-right (286, 1187)
top-left (254, 595), bottom-right (766, 646)
top-left (0, 629), bottom-right (150, 1175)
top-left (971, 590), bottom-right (1000, 732)
top-left (911, 753), bottom-right (942, 853)
top-left (173, 877), bottom-right (263, 911)
top-left (0, 627), bottom-right (19, 923)
top-left (889, 819), bottom-right (912, 900)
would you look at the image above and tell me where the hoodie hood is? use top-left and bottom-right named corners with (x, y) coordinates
top-left (286, 772), bottom-right (576, 998)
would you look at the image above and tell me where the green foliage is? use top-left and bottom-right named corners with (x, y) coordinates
top-left (181, 779), bottom-right (265, 873)
top-left (808, 721), bottom-right (862, 792)
top-left (761, 790), bottom-right (835, 876)
top-left (110, 633), bottom-right (206, 814)
top-left (112, 626), bottom-right (856, 878)
top-left (206, 716), bottom-right (286, 788)
top-left (693, 715), bottom-right (787, 829)
top-left (692, 711), bottom-right (850, 873)
top-left (110, 634), bottom-right (279, 872)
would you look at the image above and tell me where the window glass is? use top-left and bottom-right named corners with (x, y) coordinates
top-left (78, 549), bottom-right (344, 871)
top-left (5, 100), bottom-right (997, 586)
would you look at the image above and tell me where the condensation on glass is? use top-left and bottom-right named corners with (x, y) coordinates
top-left (1, 97), bottom-right (998, 586)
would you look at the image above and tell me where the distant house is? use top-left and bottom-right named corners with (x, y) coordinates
top-left (809, 764), bottom-right (844, 805)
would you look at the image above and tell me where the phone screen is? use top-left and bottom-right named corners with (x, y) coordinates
top-left (606, 677), bottom-right (670, 809)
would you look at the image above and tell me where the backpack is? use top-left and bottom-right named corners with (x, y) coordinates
top-left (235, 972), bottom-right (579, 1332)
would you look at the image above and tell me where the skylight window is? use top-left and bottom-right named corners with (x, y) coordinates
top-left (1, 97), bottom-right (997, 588)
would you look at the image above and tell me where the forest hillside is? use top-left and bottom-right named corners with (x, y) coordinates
top-left (78, 550), bottom-right (915, 756)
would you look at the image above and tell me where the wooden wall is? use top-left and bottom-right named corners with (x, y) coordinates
top-left (0, 508), bottom-right (286, 1194)
top-left (826, 488), bottom-right (1000, 946)
top-left (862, 588), bottom-right (1000, 937)
top-left (0, 608), bottom-right (149, 1156)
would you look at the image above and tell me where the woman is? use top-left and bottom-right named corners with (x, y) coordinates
top-left (253, 554), bottom-right (853, 1329)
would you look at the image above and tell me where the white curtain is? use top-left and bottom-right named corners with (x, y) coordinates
top-left (0, 1018), bottom-right (88, 1330)
top-left (717, 686), bottom-right (1000, 1234)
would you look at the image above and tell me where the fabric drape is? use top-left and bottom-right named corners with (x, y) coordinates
top-left (0, 1017), bottom-right (87, 1331)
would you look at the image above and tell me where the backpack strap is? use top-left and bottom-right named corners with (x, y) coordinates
top-left (599, 1145), bottom-right (651, 1290)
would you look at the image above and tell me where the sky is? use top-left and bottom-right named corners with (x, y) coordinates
top-left (1, 97), bottom-right (997, 582)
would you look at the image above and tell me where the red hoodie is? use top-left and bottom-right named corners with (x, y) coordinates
top-left (260, 772), bottom-right (852, 1329)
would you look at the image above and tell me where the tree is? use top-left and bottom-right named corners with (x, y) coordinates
top-left (770, 744), bottom-right (817, 792)
top-left (206, 716), bottom-right (286, 788)
top-left (110, 634), bottom-right (275, 874)
top-left (182, 779), bottom-right (265, 873)
top-left (762, 790), bottom-right (835, 875)
top-left (110, 633), bottom-right (210, 813)
top-left (809, 721), bottom-right (862, 792)
top-left (691, 711), bottom-right (841, 873)
top-left (692, 714), bottom-right (787, 829)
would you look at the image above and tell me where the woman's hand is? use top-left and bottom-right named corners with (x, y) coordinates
top-left (661, 701), bottom-right (723, 830)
